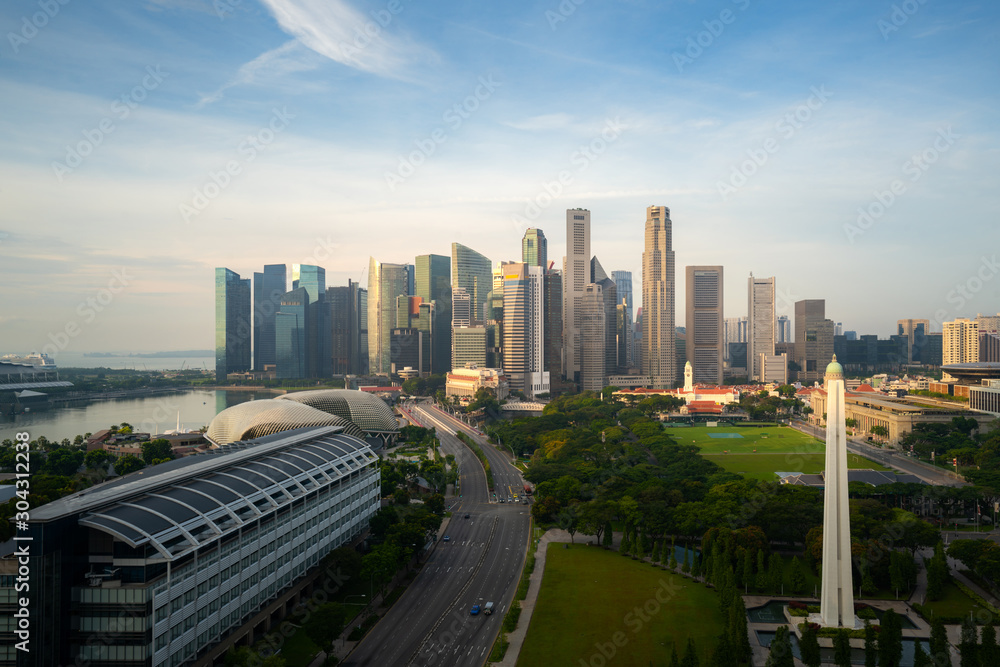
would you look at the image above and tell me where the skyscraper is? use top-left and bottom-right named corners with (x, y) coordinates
top-left (357, 287), bottom-right (369, 374)
top-left (292, 264), bottom-right (326, 303)
top-left (215, 268), bottom-right (251, 382)
top-left (612, 270), bottom-right (634, 368)
top-left (776, 315), bottom-right (792, 344)
top-left (747, 275), bottom-right (775, 381)
top-left (544, 270), bottom-right (563, 396)
top-left (451, 243), bottom-right (492, 325)
top-left (943, 318), bottom-right (979, 365)
top-left (253, 264), bottom-right (286, 371)
top-left (328, 280), bottom-right (360, 374)
top-left (502, 262), bottom-right (548, 397)
top-left (564, 208), bottom-right (591, 386)
top-left (451, 288), bottom-right (472, 328)
top-left (521, 228), bottom-right (547, 269)
top-left (723, 316), bottom-right (747, 365)
top-left (368, 257), bottom-right (412, 375)
top-left (580, 283), bottom-right (606, 391)
top-left (641, 205), bottom-right (676, 389)
top-left (685, 266), bottom-right (724, 385)
top-left (794, 299), bottom-right (835, 383)
top-left (275, 287), bottom-right (308, 379)
top-left (415, 254), bottom-right (452, 374)
top-left (897, 318), bottom-right (930, 364)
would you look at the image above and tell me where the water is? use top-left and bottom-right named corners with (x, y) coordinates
top-left (746, 601), bottom-right (918, 629)
top-left (38, 351), bottom-right (214, 371)
top-left (0, 390), bottom-right (273, 443)
top-left (756, 631), bottom-right (929, 667)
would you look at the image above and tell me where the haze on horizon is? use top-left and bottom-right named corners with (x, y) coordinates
top-left (1, 0), bottom-right (998, 357)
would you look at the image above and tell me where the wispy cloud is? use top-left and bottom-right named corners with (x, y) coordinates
top-left (197, 40), bottom-right (312, 107)
top-left (503, 113), bottom-right (576, 131)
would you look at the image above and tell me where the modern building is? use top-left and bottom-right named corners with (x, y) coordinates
top-left (275, 287), bottom-right (309, 379)
top-left (747, 274), bottom-right (775, 382)
top-left (611, 270), bottom-right (634, 368)
top-left (563, 209), bottom-right (591, 386)
top-left (276, 389), bottom-right (401, 446)
top-left (415, 254), bottom-right (452, 375)
top-left (543, 270), bottom-right (563, 396)
top-left (206, 398), bottom-right (365, 444)
top-left (521, 228), bottom-right (547, 268)
top-left (976, 314), bottom-right (1000, 335)
top-left (776, 315), bottom-right (791, 344)
top-left (943, 318), bottom-right (980, 365)
top-left (794, 299), bottom-right (835, 383)
top-left (451, 243), bottom-right (492, 326)
top-left (445, 366), bottom-right (509, 401)
top-left (253, 264), bottom-right (286, 371)
top-left (390, 327), bottom-right (428, 377)
top-left (641, 205), bottom-right (676, 389)
top-left (367, 258), bottom-right (412, 375)
top-left (969, 380), bottom-right (1000, 416)
top-left (451, 288), bottom-right (471, 328)
top-left (502, 262), bottom-right (548, 397)
top-left (328, 280), bottom-right (362, 375)
top-left (685, 265), bottom-right (724, 385)
top-left (452, 326), bottom-right (488, 369)
top-left (592, 264), bottom-right (618, 380)
top-left (833, 334), bottom-right (908, 373)
top-left (981, 333), bottom-right (1000, 363)
top-left (215, 268), bottom-right (251, 383)
top-left (17, 425), bottom-right (380, 667)
top-left (897, 318), bottom-right (930, 364)
top-left (292, 264), bottom-right (326, 303)
top-left (760, 353), bottom-right (788, 384)
top-left (580, 283), bottom-right (606, 391)
top-left (357, 288), bottom-right (369, 374)
top-left (723, 316), bottom-right (747, 365)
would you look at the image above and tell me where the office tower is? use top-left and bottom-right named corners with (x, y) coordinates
top-left (564, 208), bottom-right (591, 385)
top-left (976, 314), bottom-right (1000, 362)
top-left (416, 254), bottom-right (452, 374)
top-left (977, 313), bottom-right (1000, 335)
top-left (275, 287), bottom-right (308, 379)
top-left (396, 295), bottom-right (422, 329)
top-left (580, 283), bottom-right (606, 391)
top-left (292, 264), bottom-right (326, 303)
top-left (357, 287), bottom-right (369, 374)
top-left (451, 243), bottom-right (492, 326)
top-left (633, 307), bottom-right (643, 369)
top-left (453, 326), bottom-right (488, 368)
top-left (686, 266), bottom-right (724, 385)
top-left (215, 268), bottom-right (251, 382)
top-left (591, 256), bottom-right (608, 283)
top-left (897, 318), bottom-right (930, 364)
top-left (417, 301), bottom-right (435, 374)
top-left (328, 280), bottom-right (360, 374)
top-left (503, 262), bottom-right (548, 396)
top-left (776, 315), bottom-right (791, 344)
top-left (452, 288), bottom-right (472, 327)
top-left (368, 257), bottom-right (411, 375)
top-left (835, 322), bottom-right (843, 337)
top-left (723, 316), bottom-right (747, 365)
top-left (641, 205), bottom-right (676, 389)
top-left (612, 270), bottom-right (634, 368)
top-left (253, 264), bottom-right (286, 371)
top-left (308, 295), bottom-right (332, 378)
top-left (675, 329), bottom-right (687, 386)
top-left (486, 266), bottom-right (505, 370)
top-left (844, 331), bottom-right (857, 341)
top-left (391, 328), bottom-right (426, 375)
top-left (943, 318), bottom-right (979, 365)
top-left (544, 270), bottom-right (563, 396)
top-left (590, 257), bottom-right (617, 379)
top-left (748, 275), bottom-right (776, 381)
top-left (794, 299), bottom-right (835, 383)
top-left (521, 228), bottom-right (547, 268)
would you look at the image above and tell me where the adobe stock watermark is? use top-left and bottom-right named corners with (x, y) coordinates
top-left (510, 117), bottom-right (625, 233)
top-left (843, 126), bottom-right (959, 244)
top-left (52, 65), bottom-right (169, 182)
top-left (545, 0), bottom-right (586, 31)
top-left (178, 107), bottom-right (294, 223)
top-left (41, 268), bottom-right (133, 360)
top-left (672, 0), bottom-right (751, 73)
top-left (384, 75), bottom-right (501, 191)
top-left (878, 0), bottom-right (930, 41)
top-left (716, 85), bottom-right (832, 201)
top-left (7, 0), bottom-right (70, 54)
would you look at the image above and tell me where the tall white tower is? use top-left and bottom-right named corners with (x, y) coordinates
top-left (817, 355), bottom-right (856, 628)
top-left (642, 205), bottom-right (676, 389)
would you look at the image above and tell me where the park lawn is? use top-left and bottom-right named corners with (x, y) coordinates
top-left (517, 544), bottom-right (724, 667)
top-left (671, 425), bottom-right (825, 455)
top-left (703, 453), bottom-right (892, 481)
top-left (280, 630), bottom-right (320, 667)
top-left (918, 581), bottom-right (989, 618)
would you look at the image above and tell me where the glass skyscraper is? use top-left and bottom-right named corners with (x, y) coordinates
top-left (292, 264), bottom-right (326, 303)
top-left (451, 243), bottom-right (492, 326)
top-left (276, 287), bottom-right (308, 379)
top-left (415, 254), bottom-right (451, 374)
top-left (215, 267), bottom-right (251, 382)
top-left (521, 228), bottom-right (547, 269)
top-left (368, 257), bottom-right (412, 375)
top-left (253, 264), bottom-right (286, 371)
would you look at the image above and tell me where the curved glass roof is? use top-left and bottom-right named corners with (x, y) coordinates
top-left (276, 389), bottom-right (399, 434)
top-left (206, 399), bottom-right (365, 446)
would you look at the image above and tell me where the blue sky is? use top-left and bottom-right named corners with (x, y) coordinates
top-left (1, 0), bottom-right (998, 355)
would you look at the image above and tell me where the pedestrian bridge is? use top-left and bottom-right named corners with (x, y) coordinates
top-left (500, 401), bottom-right (545, 412)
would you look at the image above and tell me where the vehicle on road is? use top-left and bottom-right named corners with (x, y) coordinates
top-left (470, 604), bottom-right (480, 615)
top-left (442, 535), bottom-right (450, 542)
top-left (499, 498), bottom-right (504, 503)
top-left (523, 484), bottom-right (532, 496)
top-left (464, 513), bottom-right (470, 519)
top-left (484, 601), bottom-right (494, 615)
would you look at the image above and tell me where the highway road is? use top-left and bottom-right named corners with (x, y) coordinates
top-left (343, 401), bottom-right (531, 667)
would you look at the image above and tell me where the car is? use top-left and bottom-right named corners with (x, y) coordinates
top-left (484, 601), bottom-right (495, 615)
top-left (442, 535), bottom-right (450, 542)
top-left (464, 513), bottom-right (470, 519)
top-left (499, 498), bottom-right (504, 503)
top-left (470, 604), bottom-right (480, 615)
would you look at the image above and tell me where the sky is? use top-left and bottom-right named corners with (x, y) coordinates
top-left (1, 0), bottom-right (998, 357)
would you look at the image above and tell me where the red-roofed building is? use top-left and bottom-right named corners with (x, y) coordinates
top-left (682, 400), bottom-right (723, 415)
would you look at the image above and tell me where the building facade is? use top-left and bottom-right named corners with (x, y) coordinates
top-left (415, 254), bottom-right (452, 375)
top-left (451, 243), bottom-right (492, 326)
top-left (502, 263), bottom-right (548, 397)
top-left (563, 209), bottom-right (591, 386)
top-left (215, 268), bottom-right (251, 383)
top-left (747, 274), bottom-right (775, 382)
top-left (367, 258), bottom-right (412, 375)
top-left (521, 228), bottom-right (547, 268)
top-left (580, 283), bottom-right (606, 391)
top-left (794, 299), bottom-right (835, 383)
top-left (275, 287), bottom-right (308, 379)
top-left (452, 326), bottom-right (488, 369)
top-left (252, 264), bottom-right (286, 372)
top-left (641, 205), bottom-right (676, 389)
top-left (611, 270), bottom-right (634, 369)
top-left (685, 265), bottom-right (724, 385)
top-left (943, 318), bottom-right (980, 365)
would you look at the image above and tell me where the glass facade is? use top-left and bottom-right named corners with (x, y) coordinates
top-left (276, 288), bottom-right (308, 379)
top-left (253, 264), bottom-right (286, 371)
top-left (415, 254), bottom-right (451, 375)
top-left (367, 258), bottom-right (411, 375)
top-left (521, 228), bottom-right (547, 269)
top-left (450, 243), bottom-right (492, 327)
top-left (215, 268), bottom-right (251, 383)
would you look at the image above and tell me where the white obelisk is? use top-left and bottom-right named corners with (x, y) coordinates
top-left (817, 355), bottom-right (856, 628)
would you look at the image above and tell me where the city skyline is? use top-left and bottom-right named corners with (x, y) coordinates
top-left (2, 2), bottom-right (999, 354)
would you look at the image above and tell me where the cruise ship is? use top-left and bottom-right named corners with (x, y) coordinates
top-left (1, 352), bottom-right (59, 369)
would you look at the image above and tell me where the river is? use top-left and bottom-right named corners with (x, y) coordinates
top-left (0, 389), bottom-right (277, 443)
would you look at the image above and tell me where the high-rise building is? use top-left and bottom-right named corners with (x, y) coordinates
top-left (776, 315), bottom-right (792, 344)
top-left (612, 270), bottom-right (634, 368)
top-left (415, 254), bottom-right (452, 374)
top-left (451, 288), bottom-right (472, 327)
top-left (521, 228), bottom-right (547, 268)
top-left (543, 270), bottom-right (564, 396)
top-left (357, 287), bottom-right (369, 374)
top-left (723, 316), bottom-right (747, 365)
top-left (253, 264), bottom-right (286, 371)
top-left (580, 283), bottom-right (606, 391)
top-left (275, 287), bottom-right (308, 379)
top-left (368, 257), bottom-right (411, 375)
top-left (563, 208), bottom-right (591, 386)
top-left (748, 275), bottom-right (775, 381)
top-left (308, 295), bottom-right (332, 378)
top-left (292, 264), bottom-right (326, 303)
top-left (215, 268), bottom-right (251, 382)
top-left (451, 243), bottom-right (492, 326)
top-left (328, 280), bottom-right (361, 374)
top-left (835, 322), bottom-right (843, 337)
top-left (391, 327), bottom-right (427, 375)
top-left (794, 299), bottom-right (835, 383)
top-left (633, 307), bottom-right (643, 370)
top-left (977, 313), bottom-right (1000, 335)
top-left (453, 326), bottom-right (488, 368)
top-left (943, 318), bottom-right (979, 365)
top-left (641, 205), bottom-right (676, 389)
top-left (686, 266), bottom-right (724, 385)
top-left (502, 262), bottom-right (548, 397)
top-left (897, 318), bottom-right (930, 364)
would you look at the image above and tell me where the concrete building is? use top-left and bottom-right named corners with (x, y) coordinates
top-left (976, 313), bottom-right (1000, 335)
top-left (776, 315), bottom-right (791, 344)
top-left (747, 274), bottom-right (775, 382)
top-left (445, 366), bottom-right (509, 401)
top-left (760, 353), bottom-right (788, 384)
top-left (580, 283), bottom-right (606, 391)
top-left (544, 270), bottom-right (564, 396)
top-left (944, 318), bottom-right (980, 365)
top-left (794, 299), bottom-right (835, 383)
top-left (452, 326), bottom-right (488, 369)
top-left (612, 270), bottom-right (634, 369)
top-left (970, 380), bottom-right (1000, 415)
top-left (641, 205), bottom-right (676, 389)
top-left (563, 209), bottom-right (591, 386)
top-left (502, 262), bottom-right (548, 397)
top-left (723, 316), bottom-right (747, 366)
top-left (685, 265), bottom-right (724, 385)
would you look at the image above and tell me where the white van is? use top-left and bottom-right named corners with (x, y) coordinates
top-left (483, 601), bottom-right (495, 615)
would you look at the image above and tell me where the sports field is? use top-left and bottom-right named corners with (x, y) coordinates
top-left (517, 544), bottom-right (723, 667)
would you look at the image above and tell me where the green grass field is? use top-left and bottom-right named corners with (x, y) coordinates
top-left (917, 581), bottom-right (989, 618)
top-left (517, 544), bottom-right (723, 667)
top-left (703, 453), bottom-right (892, 481)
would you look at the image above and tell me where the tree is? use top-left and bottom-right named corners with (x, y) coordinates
top-left (800, 623), bottom-right (822, 667)
top-left (84, 449), bottom-right (109, 469)
top-left (302, 602), bottom-right (347, 652)
top-left (681, 637), bottom-right (700, 667)
top-left (912, 642), bottom-right (929, 667)
top-left (670, 644), bottom-right (680, 667)
top-left (926, 541), bottom-right (950, 601)
top-left (789, 556), bottom-right (806, 594)
top-left (42, 449), bottom-right (84, 476)
top-left (878, 608), bottom-right (902, 667)
top-left (929, 619), bottom-right (949, 667)
top-left (767, 553), bottom-right (784, 594)
top-left (425, 493), bottom-right (445, 515)
top-left (114, 454), bottom-right (145, 476)
top-left (834, 630), bottom-right (852, 667)
top-left (959, 617), bottom-right (977, 667)
top-left (729, 595), bottom-right (751, 663)
top-left (393, 488), bottom-right (410, 505)
top-left (603, 521), bottom-right (613, 548)
top-left (765, 626), bottom-right (794, 667)
top-left (141, 438), bottom-right (173, 464)
top-left (980, 623), bottom-right (999, 667)
top-left (864, 620), bottom-right (878, 667)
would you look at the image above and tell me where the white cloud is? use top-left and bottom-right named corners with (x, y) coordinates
top-left (197, 40), bottom-right (314, 107)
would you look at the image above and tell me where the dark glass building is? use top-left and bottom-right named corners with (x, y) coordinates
top-left (275, 287), bottom-right (308, 379)
top-left (415, 254), bottom-right (451, 375)
top-left (252, 264), bottom-right (286, 371)
top-left (215, 268), bottom-right (251, 382)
